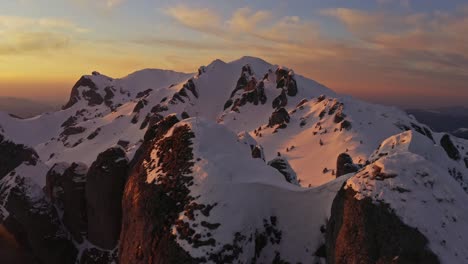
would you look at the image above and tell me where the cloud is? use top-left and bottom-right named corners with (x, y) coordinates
top-left (377, 0), bottom-right (410, 8)
top-left (0, 31), bottom-right (70, 55)
top-left (72, 0), bottom-right (126, 9)
top-left (164, 5), bottom-right (320, 45)
top-left (0, 16), bottom-right (88, 55)
top-left (0, 16), bottom-right (88, 33)
top-left (164, 5), bottom-right (223, 35)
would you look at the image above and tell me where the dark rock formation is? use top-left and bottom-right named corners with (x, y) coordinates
top-left (61, 126), bottom-right (86, 137)
top-left (251, 145), bottom-right (264, 160)
top-left (181, 112), bottom-right (190, 119)
top-left (268, 157), bottom-right (298, 184)
top-left (136, 89), bottom-right (153, 98)
top-left (80, 248), bottom-right (117, 264)
top-left (44, 162), bottom-right (69, 207)
top-left (340, 120), bottom-right (352, 131)
top-left (104, 87), bottom-right (115, 108)
top-left (336, 153), bottom-right (359, 178)
top-left (119, 119), bottom-right (196, 263)
top-left (0, 134), bottom-right (38, 180)
top-left (62, 163), bottom-right (88, 243)
top-left (86, 147), bottom-right (128, 249)
top-left (317, 95), bottom-right (326, 102)
top-left (287, 77), bottom-right (298, 97)
top-left (133, 99), bottom-right (148, 113)
top-left (326, 186), bottom-right (439, 264)
top-left (440, 134), bottom-right (460, 161)
top-left (63, 76), bottom-right (98, 109)
top-left (272, 90), bottom-right (287, 109)
top-left (464, 157), bottom-right (468, 169)
top-left (3, 176), bottom-right (77, 264)
top-left (268, 108), bottom-right (290, 127)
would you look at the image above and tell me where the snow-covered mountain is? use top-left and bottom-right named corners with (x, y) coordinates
top-left (1, 56), bottom-right (467, 264)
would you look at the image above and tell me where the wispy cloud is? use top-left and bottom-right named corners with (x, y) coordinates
top-left (0, 16), bottom-right (88, 55)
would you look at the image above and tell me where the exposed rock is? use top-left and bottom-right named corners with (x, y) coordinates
top-left (326, 186), bottom-right (440, 264)
top-left (3, 176), bottom-right (78, 264)
top-left (464, 157), bottom-right (468, 168)
top-left (136, 89), bottom-right (153, 98)
top-left (268, 157), bottom-right (299, 185)
top-left (268, 108), bottom-right (290, 127)
top-left (61, 115), bottom-right (78, 128)
top-left (340, 120), bottom-right (352, 131)
top-left (63, 76), bottom-right (98, 109)
top-left (251, 145), bottom-right (264, 160)
top-left (287, 77), bottom-right (298, 96)
top-left (272, 90), bottom-right (288, 109)
top-left (62, 162), bottom-right (88, 243)
top-left (86, 147), bottom-right (128, 249)
top-left (82, 89), bottom-right (104, 107)
top-left (140, 113), bottom-right (164, 130)
top-left (133, 99), bottom-right (148, 113)
top-left (317, 95), bottom-right (326, 102)
top-left (440, 134), bottom-right (460, 161)
top-left (0, 134), bottom-right (38, 180)
top-left (104, 86), bottom-right (115, 107)
top-left (151, 104), bottom-right (168, 114)
top-left (296, 98), bottom-right (308, 108)
top-left (44, 162), bottom-right (69, 207)
top-left (80, 248), bottom-right (116, 264)
top-left (119, 122), bottom-right (196, 263)
top-left (181, 112), bottom-right (190, 119)
top-left (336, 153), bottom-right (359, 178)
top-left (87, 128), bottom-right (101, 140)
top-left (61, 126), bottom-right (86, 137)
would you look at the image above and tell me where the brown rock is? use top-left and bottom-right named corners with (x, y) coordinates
top-left (86, 147), bottom-right (128, 249)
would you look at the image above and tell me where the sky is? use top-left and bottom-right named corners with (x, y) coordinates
top-left (0, 0), bottom-right (467, 108)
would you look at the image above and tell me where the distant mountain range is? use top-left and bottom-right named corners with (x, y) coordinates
top-left (0, 97), bottom-right (59, 118)
top-left (407, 107), bottom-right (468, 139)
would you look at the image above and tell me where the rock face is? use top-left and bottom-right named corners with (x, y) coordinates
top-left (4, 177), bottom-right (77, 264)
top-left (119, 116), bottom-right (195, 263)
top-left (86, 147), bottom-right (128, 249)
top-left (62, 162), bottom-right (88, 243)
top-left (268, 157), bottom-right (299, 185)
top-left (326, 186), bottom-right (439, 264)
top-left (268, 108), bottom-right (290, 127)
top-left (336, 153), bottom-right (359, 178)
top-left (63, 76), bottom-right (102, 109)
top-left (44, 162), bottom-right (69, 207)
top-left (0, 134), bottom-right (38, 180)
top-left (440, 134), bottom-right (461, 161)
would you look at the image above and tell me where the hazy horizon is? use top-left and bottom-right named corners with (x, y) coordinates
top-left (1, 0), bottom-right (467, 108)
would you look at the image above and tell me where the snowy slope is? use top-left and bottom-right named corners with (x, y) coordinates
top-left (141, 118), bottom-right (349, 263)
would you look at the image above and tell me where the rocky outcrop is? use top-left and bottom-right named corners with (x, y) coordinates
top-left (272, 90), bottom-right (287, 109)
top-left (268, 108), bottom-right (290, 127)
top-left (0, 134), bottom-right (38, 180)
top-left (336, 153), bottom-right (359, 178)
top-left (440, 134), bottom-right (460, 161)
top-left (62, 163), bottom-right (88, 243)
top-left (268, 157), bottom-right (299, 185)
top-left (86, 147), bottom-right (128, 249)
top-left (119, 118), bottom-right (196, 263)
top-left (3, 176), bottom-right (77, 264)
top-left (326, 186), bottom-right (439, 264)
top-left (63, 76), bottom-right (103, 109)
top-left (44, 162), bottom-right (69, 207)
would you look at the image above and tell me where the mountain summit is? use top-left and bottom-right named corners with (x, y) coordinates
top-left (1, 56), bottom-right (467, 263)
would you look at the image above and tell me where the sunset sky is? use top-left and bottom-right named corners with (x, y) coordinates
top-left (1, 0), bottom-right (467, 108)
